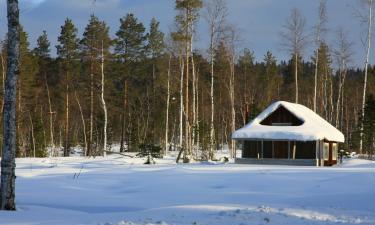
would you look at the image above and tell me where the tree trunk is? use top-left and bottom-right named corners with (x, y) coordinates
top-left (295, 53), bottom-right (299, 103)
top-left (209, 26), bottom-right (215, 160)
top-left (179, 56), bottom-right (184, 150)
top-left (29, 113), bottom-right (35, 158)
top-left (64, 70), bottom-right (70, 157)
top-left (120, 80), bottom-right (127, 152)
top-left (1, 0), bottom-right (19, 210)
top-left (45, 75), bottom-right (55, 156)
top-left (185, 36), bottom-right (190, 158)
top-left (359, 0), bottom-right (373, 154)
top-left (229, 57), bottom-right (236, 158)
top-left (314, 48), bottom-right (319, 112)
top-left (0, 48), bottom-right (5, 115)
top-left (89, 60), bottom-right (94, 157)
top-left (165, 54), bottom-right (171, 156)
top-left (74, 91), bottom-right (87, 156)
top-left (100, 42), bottom-right (107, 157)
top-left (191, 37), bottom-right (197, 157)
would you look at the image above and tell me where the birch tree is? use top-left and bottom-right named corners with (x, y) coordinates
top-left (281, 8), bottom-right (307, 103)
top-left (224, 26), bottom-right (239, 159)
top-left (174, 0), bottom-right (202, 159)
top-left (313, 0), bottom-right (328, 112)
top-left (100, 41), bottom-right (107, 156)
top-left (1, 0), bottom-right (19, 210)
top-left (204, 0), bottom-right (228, 159)
top-left (165, 53), bottom-right (172, 155)
top-left (333, 29), bottom-right (353, 129)
top-left (357, 0), bottom-right (374, 154)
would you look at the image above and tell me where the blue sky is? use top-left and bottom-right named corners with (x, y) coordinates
top-left (0, 0), bottom-right (372, 67)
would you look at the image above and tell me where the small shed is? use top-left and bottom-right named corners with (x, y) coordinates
top-left (232, 101), bottom-right (344, 166)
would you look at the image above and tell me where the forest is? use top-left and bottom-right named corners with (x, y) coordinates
top-left (0, 0), bottom-right (375, 160)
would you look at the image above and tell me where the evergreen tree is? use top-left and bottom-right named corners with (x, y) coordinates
top-left (115, 13), bottom-right (147, 152)
top-left (363, 94), bottom-right (375, 155)
top-left (262, 51), bottom-right (280, 106)
top-left (147, 18), bottom-right (165, 144)
top-left (32, 31), bottom-right (52, 157)
top-left (18, 26), bottom-right (38, 157)
top-left (56, 18), bottom-right (80, 156)
top-left (115, 13), bottom-right (146, 62)
top-left (81, 14), bottom-right (111, 156)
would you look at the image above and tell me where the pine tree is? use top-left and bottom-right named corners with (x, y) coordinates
top-left (81, 15), bottom-right (111, 156)
top-left (56, 18), bottom-right (80, 157)
top-left (147, 18), bottom-right (165, 144)
top-left (18, 26), bottom-right (38, 157)
top-left (115, 13), bottom-right (147, 152)
top-left (262, 51), bottom-right (280, 106)
top-left (34, 31), bottom-right (54, 154)
top-left (32, 31), bottom-right (52, 157)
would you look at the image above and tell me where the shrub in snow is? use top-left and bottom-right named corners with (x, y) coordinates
top-left (137, 144), bottom-right (162, 158)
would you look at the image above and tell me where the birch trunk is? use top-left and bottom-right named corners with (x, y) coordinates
top-left (179, 56), bottom-right (184, 150)
top-left (64, 70), bottom-right (70, 157)
top-left (314, 48), bottom-right (319, 112)
top-left (100, 41), bottom-right (107, 157)
top-left (314, 0), bottom-right (327, 112)
top-left (295, 53), bottom-right (299, 103)
top-left (45, 76), bottom-right (54, 155)
top-left (89, 60), bottom-right (94, 156)
top-left (209, 26), bottom-right (215, 159)
top-left (185, 36), bottom-right (190, 157)
top-left (359, 0), bottom-right (373, 154)
top-left (120, 80), bottom-right (127, 152)
top-left (191, 36), bottom-right (197, 157)
top-left (74, 91), bottom-right (87, 156)
top-left (165, 54), bottom-right (171, 156)
top-left (1, 0), bottom-right (19, 210)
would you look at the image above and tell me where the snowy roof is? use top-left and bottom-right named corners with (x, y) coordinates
top-left (232, 101), bottom-right (345, 142)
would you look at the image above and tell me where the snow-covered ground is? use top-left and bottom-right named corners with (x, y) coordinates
top-left (0, 155), bottom-right (374, 225)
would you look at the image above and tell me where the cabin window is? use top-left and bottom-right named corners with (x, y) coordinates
top-left (332, 143), bottom-right (338, 160)
top-left (323, 142), bottom-right (329, 160)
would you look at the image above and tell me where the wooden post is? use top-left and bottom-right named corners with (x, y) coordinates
top-left (315, 140), bottom-right (319, 167)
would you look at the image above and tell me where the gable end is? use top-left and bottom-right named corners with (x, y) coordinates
top-left (260, 105), bottom-right (304, 126)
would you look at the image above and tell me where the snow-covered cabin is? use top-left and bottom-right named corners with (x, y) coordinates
top-left (232, 101), bottom-right (344, 166)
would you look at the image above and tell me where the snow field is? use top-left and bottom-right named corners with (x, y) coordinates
top-left (0, 155), bottom-right (374, 225)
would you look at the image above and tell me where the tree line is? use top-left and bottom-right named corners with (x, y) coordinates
top-left (0, 0), bottom-right (374, 160)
